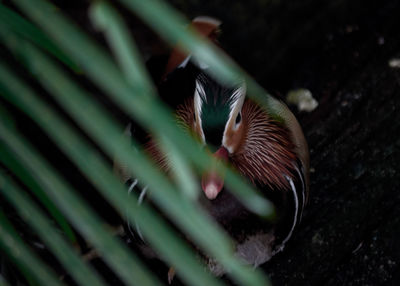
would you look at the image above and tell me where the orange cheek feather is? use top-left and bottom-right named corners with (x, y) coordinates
top-left (224, 122), bottom-right (246, 154)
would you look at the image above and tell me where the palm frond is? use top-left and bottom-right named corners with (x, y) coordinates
top-left (0, 1), bottom-right (276, 285)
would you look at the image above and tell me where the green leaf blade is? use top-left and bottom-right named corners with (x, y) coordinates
top-left (7, 0), bottom-right (273, 219)
top-left (0, 121), bottom-right (161, 286)
top-left (0, 174), bottom-right (108, 286)
top-left (0, 212), bottom-right (65, 286)
top-left (0, 60), bottom-right (225, 286)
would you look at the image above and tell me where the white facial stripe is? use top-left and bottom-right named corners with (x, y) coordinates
top-left (229, 84), bottom-right (246, 111)
top-left (195, 80), bottom-right (207, 103)
top-left (221, 83), bottom-right (246, 153)
top-left (194, 80), bottom-right (206, 143)
top-left (194, 80), bottom-right (206, 117)
top-left (228, 84), bottom-right (246, 120)
top-left (194, 86), bottom-right (202, 117)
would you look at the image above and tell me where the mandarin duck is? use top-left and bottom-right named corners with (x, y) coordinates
top-left (115, 16), bottom-right (309, 280)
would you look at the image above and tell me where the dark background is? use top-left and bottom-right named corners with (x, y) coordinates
top-left (129, 1), bottom-right (400, 284)
top-left (2, 0), bottom-right (400, 285)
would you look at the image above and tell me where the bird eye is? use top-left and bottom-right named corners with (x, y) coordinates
top-left (235, 112), bottom-right (242, 125)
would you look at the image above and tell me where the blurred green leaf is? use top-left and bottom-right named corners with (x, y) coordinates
top-left (0, 4), bottom-right (79, 71)
top-left (0, 121), bottom-right (161, 286)
top-left (0, 211), bottom-right (65, 286)
top-left (8, 0), bottom-right (273, 219)
top-left (0, 52), bottom-right (225, 286)
top-left (0, 275), bottom-right (11, 286)
top-left (0, 104), bottom-right (76, 243)
top-left (89, 1), bottom-right (198, 200)
top-left (0, 29), bottom-right (269, 284)
top-left (0, 104), bottom-right (16, 130)
top-left (0, 174), bottom-right (107, 286)
top-left (160, 135), bottom-right (199, 200)
top-left (0, 144), bottom-right (77, 243)
top-left (117, 0), bottom-right (285, 120)
top-left (0, 0), bottom-right (282, 285)
top-left (0, 33), bottom-right (266, 285)
top-left (89, 1), bottom-right (155, 92)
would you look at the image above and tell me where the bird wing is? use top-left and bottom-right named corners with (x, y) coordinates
top-left (274, 101), bottom-right (310, 200)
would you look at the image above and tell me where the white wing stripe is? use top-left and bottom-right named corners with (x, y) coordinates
top-left (281, 176), bottom-right (299, 247)
top-left (295, 166), bottom-right (306, 219)
top-left (127, 179), bottom-right (138, 194)
top-left (126, 180), bottom-right (147, 241)
top-left (138, 186), bottom-right (148, 205)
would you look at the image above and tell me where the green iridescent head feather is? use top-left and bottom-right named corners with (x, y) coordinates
top-left (195, 72), bottom-right (244, 147)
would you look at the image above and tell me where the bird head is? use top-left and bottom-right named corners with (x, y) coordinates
top-left (192, 73), bottom-right (246, 199)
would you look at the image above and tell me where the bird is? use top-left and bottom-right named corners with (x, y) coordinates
top-left (114, 16), bottom-right (309, 280)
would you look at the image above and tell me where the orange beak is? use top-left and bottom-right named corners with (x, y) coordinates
top-left (201, 146), bottom-right (229, 200)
